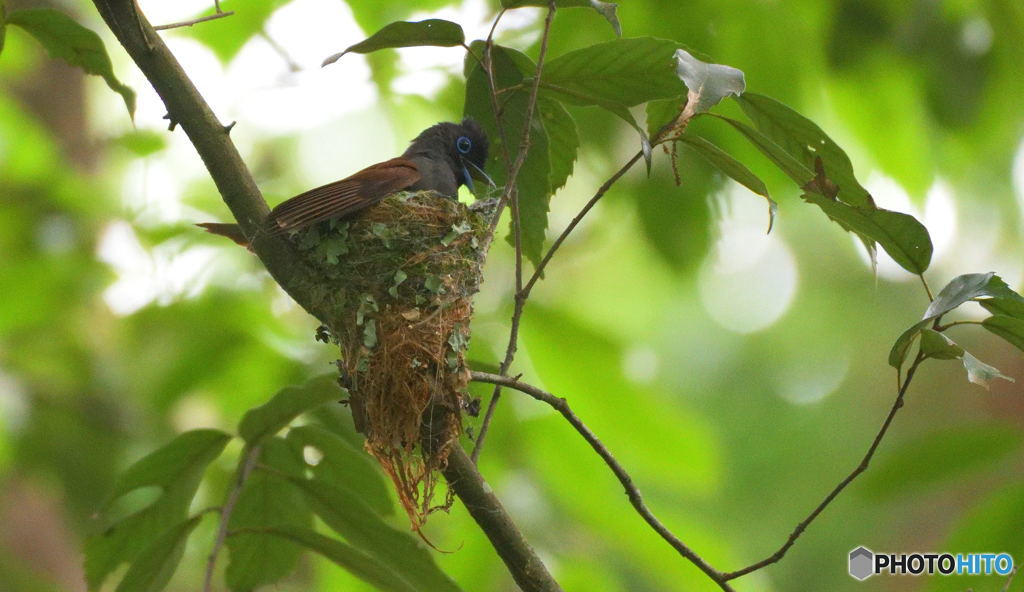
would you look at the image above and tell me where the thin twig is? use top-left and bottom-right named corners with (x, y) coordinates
top-left (919, 274), bottom-right (934, 302)
top-left (258, 30), bottom-right (301, 73)
top-left (204, 444), bottom-right (262, 592)
top-left (470, 371), bottom-right (734, 591)
top-left (154, 11), bottom-right (234, 31)
top-left (472, 1), bottom-right (558, 463)
top-left (721, 352), bottom-right (927, 580)
top-left (935, 319), bottom-right (984, 331)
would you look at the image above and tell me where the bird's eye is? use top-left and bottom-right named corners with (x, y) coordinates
top-left (456, 136), bottom-right (472, 154)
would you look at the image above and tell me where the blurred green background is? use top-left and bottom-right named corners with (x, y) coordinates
top-left (1, 0), bottom-right (1023, 590)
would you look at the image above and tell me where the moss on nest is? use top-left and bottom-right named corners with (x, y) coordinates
top-left (292, 191), bottom-right (491, 529)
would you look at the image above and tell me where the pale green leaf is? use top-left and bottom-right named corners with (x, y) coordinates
top-left (324, 19), bottom-right (463, 66)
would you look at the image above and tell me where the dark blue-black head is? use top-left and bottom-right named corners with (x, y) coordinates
top-left (406, 119), bottom-right (492, 192)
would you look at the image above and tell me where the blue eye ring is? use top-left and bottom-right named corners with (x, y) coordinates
top-left (456, 136), bottom-right (472, 154)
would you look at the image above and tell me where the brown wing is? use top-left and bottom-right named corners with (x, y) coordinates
top-left (267, 158), bottom-right (420, 233)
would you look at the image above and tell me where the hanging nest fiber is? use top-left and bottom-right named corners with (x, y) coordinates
top-left (292, 191), bottom-right (493, 529)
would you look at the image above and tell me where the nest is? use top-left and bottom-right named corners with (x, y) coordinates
top-left (292, 191), bottom-right (493, 529)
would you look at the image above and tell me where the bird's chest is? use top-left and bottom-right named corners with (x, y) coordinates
top-left (407, 156), bottom-right (459, 197)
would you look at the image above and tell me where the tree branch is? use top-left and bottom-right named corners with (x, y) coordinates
top-left (204, 444), bottom-right (261, 592)
top-left (91, 0), bottom-right (316, 317)
top-left (721, 352), bottom-right (927, 580)
top-left (469, 371), bottom-right (733, 591)
top-left (153, 10), bottom-right (234, 31)
top-left (442, 445), bottom-right (563, 592)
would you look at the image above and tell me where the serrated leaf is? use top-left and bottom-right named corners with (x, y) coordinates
top-left (674, 49), bottom-right (745, 120)
top-left (539, 97), bottom-right (579, 193)
top-left (861, 424), bottom-right (1023, 500)
top-left (678, 134), bottom-right (775, 232)
top-left (735, 93), bottom-right (873, 209)
top-left (259, 526), bottom-right (420, 592)
top-left (919, 329), bottom-right (964, 360)
top-left (323, 19), bottom-right (463, 66)
top-left (239, 375), bottom-right (342, 444)
top-left (500, 0), bottom-right (620, 36)
top-left (226, 438), bottom-right (311, 591)
top-left (464, 42), bottom-right (551, 266)
top-left (85, 430), bottom-right (231, 590)
top-left (290, 478), bottom-right (461, 592)
top-left (182, 0), bottom-right (290, 63)
top-left (286, 424), bottom-right (393, 516)
top-left (982, 315), bottom-right (1024, 352)
top-left (114, 516), bottom-right (201, 592)
top-left (962, 352), bottom-right (1014, 389)
top-left (541, 37), bottom-right (684, 107)
top-left (7, 8), bottom-right (134, 118)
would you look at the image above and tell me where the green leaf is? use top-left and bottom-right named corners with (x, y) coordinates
top-left (646, 97), bottom-right (684, 140)
top-left (539, 96), bottom-right (579, 193)
top-left (323, 19), bottom-right (464, 66)
top-left (541, 37), bottom-right (684, 107)
top-left (919, 329), bottom-right (964, 360)
top-left (108, 429), bottom-right (232, 505)
top-left (735, 93), bottom-right (872, 209)
top-left (888, 318), bottom-right (931, 369)
top-left (290, 478), bottom-right (461, 592)
top-left (464, 42), bottom-right (552, 266)
top-left (924, 272), bottom-right (996, 319)
top-left (239, 375), bottom-right (342, 445)
top-left (713, 114), bottom-right (814, 186)
top-left (500, 0), bottom-right (621, 36)
top-left (674, 49), bottom-right (745, 118)
top-left (800, 191), bottom-right (932, 274)
top-left (861, 424), bottom-right (1023, 500)
top-left (678, 134), bottom-right (776, 232)
top-left (85, 430), bottom-right (231, 590)
top-left (7, 8), bottom-right (134, 118)
top-left (182, 0), bottom-right (290, 63)
top-left (259, 526), bottom-right (420, 592)
top-left (982, 315), bottom-right (1024, 352)
top-left (285, 424), bottom-right (392, 516)
top-left (114, 516), bottom-right (201, 592)
top-left (977, 275), bottom-right (1024, 319)
top-left (962, 352), bottom-right (1014, 390)
top-left (226, 438), bottom-right (312, 591)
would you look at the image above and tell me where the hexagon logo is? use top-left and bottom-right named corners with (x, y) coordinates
top-left (849, 546), bottom-right (874, 581)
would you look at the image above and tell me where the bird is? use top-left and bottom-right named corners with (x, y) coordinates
top-left (199, 119), bottom-right (492, 246)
